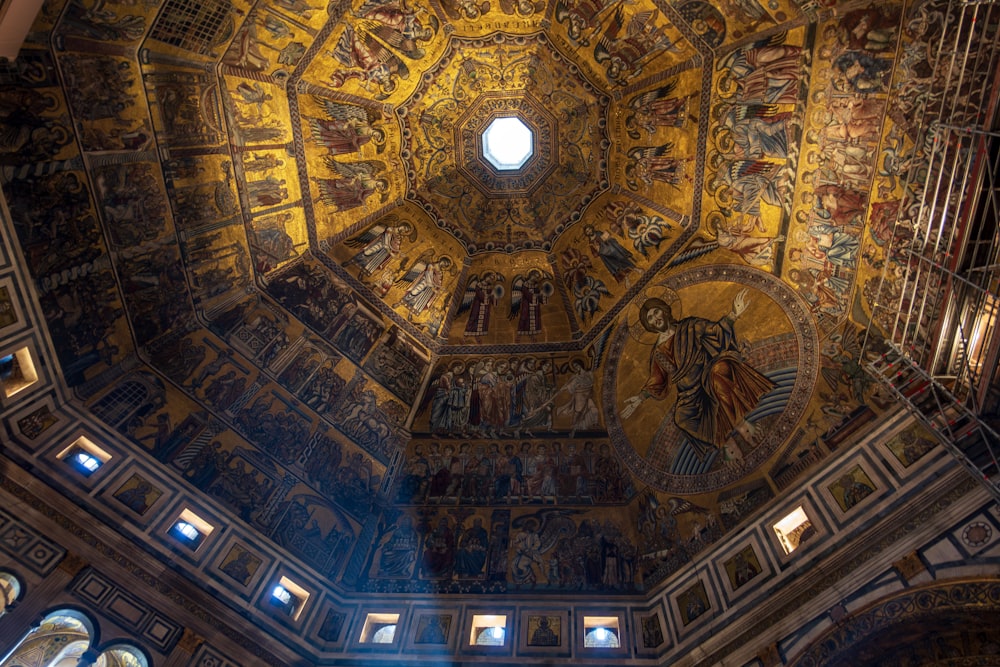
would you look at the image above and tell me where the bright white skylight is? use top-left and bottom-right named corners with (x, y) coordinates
top-left (482, 116), bottom-right (533, 170)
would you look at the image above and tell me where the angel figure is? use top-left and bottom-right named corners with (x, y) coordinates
top-left (560, 247), bottom-right (612, 322)
top-left (305, 99), bottom-right (386, 156)
top-left (509, 510), bottom-right (578, 586)
top-left (625, 79), bottom-right (690, 139)
top-left (715, 158), bottom-right (792, 232)
top-left (328, 0), bottom-right (438, 99)
top-left (625, 143), bottom-right (689, 191)
top-left (509, 269), bottom-right (554, 340)
top-left (594, 8), bottom-right (678, 86)
top-left (344, 218), bottom-right (416, 283)
top-left (313, 156), bottom-right (388, 211)
top-left (584, 223), bottom-right (638, 286)
top-left (602, 200), bottom-right (670, 257)
top-left (393, 252), bottom-right (453, 319)
top-left (718, 103), bottom-right (794, 160)
top-left (457, 271), bottom-right (505, 339)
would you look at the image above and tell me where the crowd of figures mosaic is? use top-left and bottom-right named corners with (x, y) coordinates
top-left (0, 0), bottom-right (950, 597)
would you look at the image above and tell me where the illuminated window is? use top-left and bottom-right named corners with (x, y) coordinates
top-left (167, 508), bottom-right (213, 551)
top-left (773, 506), bottom-right (815, 555)
top-left (0, 347), bottom-right (38, 398)
top-left (583, 616), bottom-right (620, 648)
top-left (58, 436), bottom-right (111, 477)
top-left (470, 614), bottom-right (507, 646)
top-left (68, 450), bottom-right (101, 474)
top-left (482, 116), bottom-right (533, 170)
top-left (169, 521), bottom-right (200, 548)
top-left (272, 585), bottom-right (292, 605)
top-left (76, 452), bottom-right (101, 471)
top-left (269, 576), bottom-right (309, 620)
top-left (360, 612), bottom-right (400, 644)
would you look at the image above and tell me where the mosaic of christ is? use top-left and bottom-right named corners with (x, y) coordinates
top-left (605, 265), bottom-right (817, 493)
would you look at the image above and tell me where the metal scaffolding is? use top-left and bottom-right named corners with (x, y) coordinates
top-left (865, 0), bottom-right (1000, 498)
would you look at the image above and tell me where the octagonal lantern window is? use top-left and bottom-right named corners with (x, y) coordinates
top-left (481, 116), bottom-right (533, 170)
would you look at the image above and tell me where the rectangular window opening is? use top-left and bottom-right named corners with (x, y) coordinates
top-left (773, 506), bottom-right (814, 554)
top-left (168, 508), bottom-right (214, 550)
top-left (58, 436), bottom-right (112, 477)
top-left (269, 576), bottom-right (309, 620)
top-left (360, 612), bottom-right (400, 644)
top-left (1, 347), bottom-right (38, 398)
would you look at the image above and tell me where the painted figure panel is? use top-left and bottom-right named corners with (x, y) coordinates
top-left (610, 265), bottom-right (816, 493)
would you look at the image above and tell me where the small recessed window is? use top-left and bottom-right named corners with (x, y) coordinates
top-left (773, 506), bottom-right (815, 554)
top-left (58, 436), bottom-right (111, 477)
top-left (470, 614), bottom-right (507, 646)
top-left (583, 616), bottom-right (620, 648)
top-left (169, 521), bottom-right (201, 546)
top-left (272, 584), bottom-right (293, 605)
top-left (0, 347), bottom-right (39, 398)
top-left (167, 508), bottom-right (213, 551)
top-left (70, 450), bottom-right (101, 474)
top-left (360, 612), bottom-right (400, 644)
top-left (269, 576), bottom-right (309, 620)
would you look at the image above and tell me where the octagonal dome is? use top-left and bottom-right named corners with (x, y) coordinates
top-left (2, 0), bottom-right (941, 653)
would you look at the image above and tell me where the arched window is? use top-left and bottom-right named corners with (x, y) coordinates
top-left (583, 616), bottom-right (621, 649)
top-left (370, 624), bottom-right (396, 644)
top-left (95, 644), bottom-right (148, 667)
top-left (583, 626), bottom-right (620, 648)
top-left (359, 612), bottom-right (399, 645)
top-left (1, 611), bottom-right (95, 667)
top-left (473, 626), bottom-right (505, 646)
top-left (0, 571), bottom-right (22, 616)
top-left (1, 611), bottom-right (150, 667)
top-left (44, 640), bottom-right (89, 667)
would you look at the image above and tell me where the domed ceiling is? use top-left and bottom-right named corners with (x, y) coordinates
top-left (1, 0), bottom-right (936, 601)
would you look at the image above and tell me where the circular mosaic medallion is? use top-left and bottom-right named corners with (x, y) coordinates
top-left (604, 265), bottom-right (818, 493)
top-left (963, 521), bottom-right (992, 548)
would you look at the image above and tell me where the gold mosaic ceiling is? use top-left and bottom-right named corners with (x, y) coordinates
top-left (4, 0), bottom-right (935, 601)
top-left (213, 0), bottom-right (758, 346)
top-left (17, 0), bottom-right (872, 355)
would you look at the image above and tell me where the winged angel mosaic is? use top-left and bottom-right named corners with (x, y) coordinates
top-left (328, 0), bottom-right (439, 99)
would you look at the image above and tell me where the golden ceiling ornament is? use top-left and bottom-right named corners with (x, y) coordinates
top-left (625, 284), bottom-right (681, 343)
top-left (396, 31), bottom-right (611, 254)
